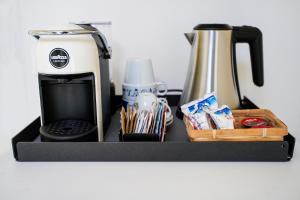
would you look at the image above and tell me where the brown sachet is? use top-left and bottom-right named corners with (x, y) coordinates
top-left (120, 107), bottom-right (126, 134)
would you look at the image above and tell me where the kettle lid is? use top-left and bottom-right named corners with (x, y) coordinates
top-left (193, 24), bottom-right (232, 30)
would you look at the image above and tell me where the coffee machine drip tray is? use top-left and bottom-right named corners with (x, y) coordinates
top-left (40, 120), bottom-right (97, 142)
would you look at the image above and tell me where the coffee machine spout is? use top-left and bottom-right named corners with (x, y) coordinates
top-left (184, 32), bottom-right (195, 45)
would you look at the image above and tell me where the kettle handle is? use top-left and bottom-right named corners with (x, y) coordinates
top-left (232, 26), bottom-right (264, 87)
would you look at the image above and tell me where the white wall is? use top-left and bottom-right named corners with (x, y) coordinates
top-left (1, 0), bottom-right (299, 136)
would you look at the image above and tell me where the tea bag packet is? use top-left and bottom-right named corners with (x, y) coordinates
top-left (146, 112), bottom-right (154, 133)
top-left (125, 106), bottom-right (131, 133)
top-left (160, 109), bottom-right (167, 140)
top-left (132, 111), bottom-right (138, 133)
top-left (136, 111), bottom-right (146, 133)
top-left (141, 111), bottom-right (150, 133)
top-left (159, 103), bottom-right (166, 135)
top-left (133, 111), bottom-right (140, 133)
top-left (120, 106), bottom-right (136, 134)
top-left (154, 102), bottom-right (164, 134)
top-left (120, 93), bottom-right (168, 137)
top-left (120, 107), bottom-right (126, 134)
top-left (129, 108), bottom-right (137, 133)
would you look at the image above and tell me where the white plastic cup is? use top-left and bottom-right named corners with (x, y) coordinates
top-left (124, 58), bottom-right (155, 85)
top-left (122, 58), bottom-right (168, 106)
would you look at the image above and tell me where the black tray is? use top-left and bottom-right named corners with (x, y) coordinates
top-left (12, 96), bottom-right (295, 161)
top-left (119, 133), bottom-right (162, 142)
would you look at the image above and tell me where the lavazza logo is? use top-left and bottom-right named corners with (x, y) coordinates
top-left (49, 48), bottom-right (70, 68)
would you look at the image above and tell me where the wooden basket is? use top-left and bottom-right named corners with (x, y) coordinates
top-left (184, 109), bottom-right (288, 142)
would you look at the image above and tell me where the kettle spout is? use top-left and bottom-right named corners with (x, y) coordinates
top-left (184, 32), bottom-right (195, 45)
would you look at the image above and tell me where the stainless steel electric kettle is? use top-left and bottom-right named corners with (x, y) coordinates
top-left (179, 24), bottom-right (264, 110)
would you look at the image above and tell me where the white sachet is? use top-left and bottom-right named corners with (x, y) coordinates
top-left (208, 105), bottom-right (234, 129)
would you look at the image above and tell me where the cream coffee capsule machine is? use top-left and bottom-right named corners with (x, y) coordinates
top-left (29, 23), bottom-right (112, 142)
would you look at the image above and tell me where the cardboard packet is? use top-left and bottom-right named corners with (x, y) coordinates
top-left (181, 93), bottom-right (218, 130)
top-left (120, 107), bottom-right (126, 134)
top-left (209, 105), bottom-right (234, 129)
top-left (129, 109), bottom-right (137, 133)
top-left (120, 100), bottom-right (168, 136)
